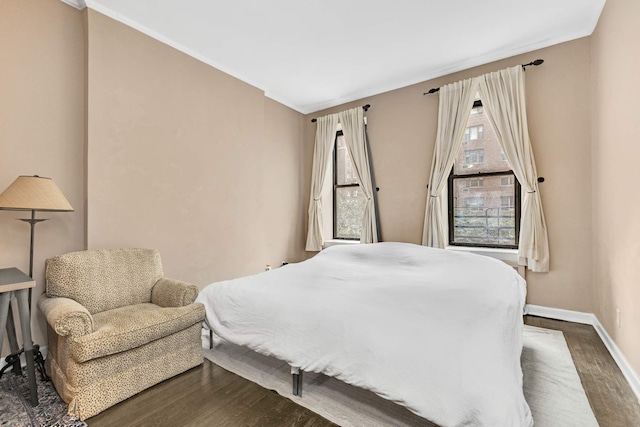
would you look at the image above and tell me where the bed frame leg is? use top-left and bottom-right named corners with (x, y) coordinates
top-left (209, 329), bottom-right (213, 350)
top-left (291, 367), bottom-right (303, 397)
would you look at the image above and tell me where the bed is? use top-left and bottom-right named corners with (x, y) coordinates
top-left (196, 242), bottom-right (532, 426)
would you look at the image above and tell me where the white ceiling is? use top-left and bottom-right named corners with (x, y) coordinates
top-left (74, 0), bottom-right (605, 114)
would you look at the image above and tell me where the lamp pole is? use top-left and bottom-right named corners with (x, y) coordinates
top-left (19, 209), bottom-right (47, 309)
top-left (0, 175), bottom-right (72, 381)
top-left (19, 210), bottom-right (50, 380)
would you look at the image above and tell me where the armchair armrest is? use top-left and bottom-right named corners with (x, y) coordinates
top-left (151, 277), bottom-right (199, 308)
top-left (38, 294), bottom-right (94, 338)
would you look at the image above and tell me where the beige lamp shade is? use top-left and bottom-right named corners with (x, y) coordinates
top-left (0, 176), bottom-right (73, 212)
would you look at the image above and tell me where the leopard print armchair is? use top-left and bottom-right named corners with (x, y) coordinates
top-left (38, 248), bottom-right (205, 420)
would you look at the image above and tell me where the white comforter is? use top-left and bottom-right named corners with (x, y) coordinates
top-left (196, 242), bottom-right (532, 427)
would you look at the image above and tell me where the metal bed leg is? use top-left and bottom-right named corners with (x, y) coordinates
top-left (209, 329), bottom-right (213, 350)
top-left (291, 367), bottom-right (303, 397)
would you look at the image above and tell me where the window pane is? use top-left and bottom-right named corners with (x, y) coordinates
top-left (336, 135), bottom-right (359, 185)
top-left (335, 186), bottom-right (366, 239)
top-left (453, 103), bottom-right (509, 176)
top-left (451, 174), bottom-right (517, 246)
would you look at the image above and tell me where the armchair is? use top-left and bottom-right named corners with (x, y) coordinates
top-left (38, 248), bottom-right (205, 420)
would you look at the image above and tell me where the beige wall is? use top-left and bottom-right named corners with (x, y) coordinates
top-left (86, 10), bottom-right (305, 287)
top-left (0, 0), bottom-right (86, 354)
top-left (4, 0), bottom-right (638, 382)
top-left (591, 0), bottom-right (640, 374)
top-left (304, 38), bottom-right (595, 313)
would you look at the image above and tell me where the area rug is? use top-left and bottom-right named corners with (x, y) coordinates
top-left (203, 325), bottom-right (599, 427)
top-left (0, 369), bottom-right (85, 427)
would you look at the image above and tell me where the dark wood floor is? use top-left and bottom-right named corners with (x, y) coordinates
top-left (87, 358), bottom-right (336, 427)
top-left (88, 316), bottom-right (640, 427)
top-left (524, 316), bottom-right (640, 427)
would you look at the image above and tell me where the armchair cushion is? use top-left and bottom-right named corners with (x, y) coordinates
top-left (46, 248), bottom-right (163, 314)
top-left (71, 302), bottom-right (205, 363)
top-left (151, 277), bottom-right (199, 307)
top-left (38, 295), bottom-right (94, 338)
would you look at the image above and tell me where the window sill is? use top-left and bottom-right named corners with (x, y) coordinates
top-left (445, 245), bottom-right (518, 263)
top-left (323, 239), bottom-right (360, 249)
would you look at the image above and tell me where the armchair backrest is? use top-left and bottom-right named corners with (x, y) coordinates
top-left (45, 248), bottom-right (164, 314)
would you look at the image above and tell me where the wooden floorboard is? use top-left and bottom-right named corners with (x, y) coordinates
top-left (88, 316), bottom-right (640, 426)
top-left (524, 315), bottom-right (640, 427)
top-left (87, 360), bottom-right (336, 427)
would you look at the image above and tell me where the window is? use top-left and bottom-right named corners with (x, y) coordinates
top-left (469, 125), bottom-right (483, 141)
top-left (465, 197), bottom-right (484, 208)
top-left (468, 177), bottom-right (483, 188)
top-left (501, 196), bottom-right (515, 207)
top-left (462, 124), bottom-right (484, 145)
top-left (470, 105), bottom-right (484, 115)
top-left (334, 132), bottom-right (365, 240)
top-left (448, 100), bottom-right (521, 249)
top-left (501, 176), bottom-right (514, 186)
top-left (464, 149), bottom-right (484, 166)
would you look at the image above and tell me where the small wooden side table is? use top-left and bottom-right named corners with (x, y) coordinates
top-left (0, 267), bottom-right (38, 406)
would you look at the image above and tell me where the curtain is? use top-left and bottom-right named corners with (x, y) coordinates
top-left (421, 78), bottom-right (479, 248)
top-left (365, 125), bottom-right (382, 242)
top-left (305, 113), bottom-right (339, 251)
top-left (477, 66), bottom-right (549, 272)
top-left (339, 107), bottom-right (379, 244)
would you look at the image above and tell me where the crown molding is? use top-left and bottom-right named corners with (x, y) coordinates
top-left (59, 0), bottom-right (86, 10)
top-left (70, 0), bottom-right (604, 115)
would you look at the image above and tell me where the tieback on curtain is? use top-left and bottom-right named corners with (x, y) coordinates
top-left (306, 105), bottom-right (380, 249)
top-left (421, 63), bottom-right (550, 272)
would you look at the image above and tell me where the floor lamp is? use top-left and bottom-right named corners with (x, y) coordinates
top-left (0, 175), bottom-right (73, 380)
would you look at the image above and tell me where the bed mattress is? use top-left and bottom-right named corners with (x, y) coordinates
top-left (196, 242), bottom-right (532, 426)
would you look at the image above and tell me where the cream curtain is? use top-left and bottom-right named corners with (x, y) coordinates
top-left (305, 113), bottom-right (339, 251)
top-left (421, 78), bottom-right (479, 247)
top-left (339, 107), bottom-right (378, 244)
top-left (477, 66), bottom-right (550, 272)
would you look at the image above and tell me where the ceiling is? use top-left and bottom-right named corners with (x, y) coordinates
top-left (70, 0), bottom-right (605, 114)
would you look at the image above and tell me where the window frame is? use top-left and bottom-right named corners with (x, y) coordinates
top-left (447, 101), bottom-right (522, 249)
top-left (448, 170), bottom-right (521, 249)
top-left (333, 130), bottom-right (361, 240)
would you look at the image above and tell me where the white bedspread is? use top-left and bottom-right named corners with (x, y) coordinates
top-left (196, 242), bottom-right (532, 426)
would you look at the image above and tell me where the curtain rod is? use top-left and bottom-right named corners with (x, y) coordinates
top-left (423, 59), bottom-right (544, 95)
top-left (310, 104), bottom-right (371, 123)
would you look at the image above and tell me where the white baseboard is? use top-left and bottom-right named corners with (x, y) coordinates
top-left (591, 319), bottom-right (640, 403)
top-left (525, 304), bottom-right (640, 401)
top-left (525, 304), bottom-right (597, 325)
top-left (0, 346), bottom-right (47, 370)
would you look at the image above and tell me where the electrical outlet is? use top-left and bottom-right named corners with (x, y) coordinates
top-left (616, 308), bottom-right (621, 327)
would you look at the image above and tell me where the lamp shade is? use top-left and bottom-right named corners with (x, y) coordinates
top-left (0, 176), bottom-right (73, 212)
